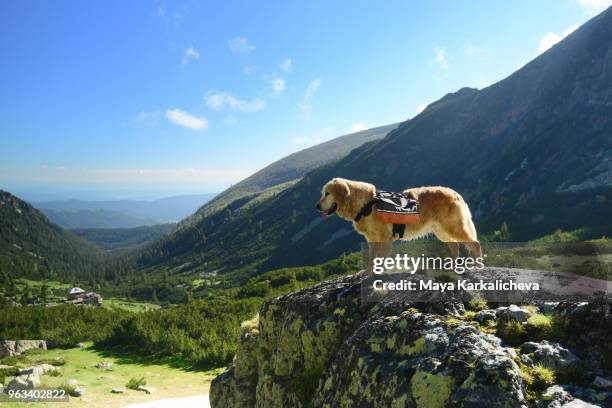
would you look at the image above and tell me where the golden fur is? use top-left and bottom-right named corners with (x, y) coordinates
top-left (316, 177), bottom-right (481, 258)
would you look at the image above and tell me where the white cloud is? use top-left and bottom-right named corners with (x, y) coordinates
top-left (205, 91), bottom-right (266, 112)
top-left (463, 42), bottom-right (483, 57)
top-left (228, 36), bottom-right (255, 55)
top-left (304, 78), bottom-right (321, 100)
top-left (577, 0), bottom-right (612, 14)
top-left (280, 58), bottom-right (293, 72)
top-left (348, 122), bottom-right (368, 133)
top-left (434, 46), bottom-right (450, 73)
top-left (299, 78), bottom-right (321, 119)
top-left (291, 128), bottom-right (333, 145)
top-left (165, 109), bottom-right (209, 131)
top-left (538, 25), bottom-right (579, 54)
top-left (135, 110), bottom-right (160, 122)
top-left (270, 77), bottom-right (286, 93)
top-left (182, 46), bottom-right (200, 66)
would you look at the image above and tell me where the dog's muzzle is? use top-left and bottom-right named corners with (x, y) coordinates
top-left (326, 203), bottom-right (337, 216)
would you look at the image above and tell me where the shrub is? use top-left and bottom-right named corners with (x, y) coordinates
top-left (48, 368), bottom-right (62, 377)
top-left (126, 377), bottom-right (146, 390)
top-left (499, 320), bottom-right (524, 346)
top-left (531, 364), bottom-right (555, 390)
top-left (0, 305), bottom-right (128, 347)
top-left (468, 297), bottom-right (488, 311)
top-left (463, 311), bottom-right (477, 321)
top-left (60, 382), bottom-right (78, 395)
top-left (0, 366), bottom-right (19, 386)
top-left (524, 314), bottom-right (554, 341)
top-left (240, 313), bottom-right (260, 335)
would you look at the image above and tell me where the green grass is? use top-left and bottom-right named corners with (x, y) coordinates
top-left (103, 298), bottom-right (161, 312)
top-left (2, 343), bottom-right (221, 408)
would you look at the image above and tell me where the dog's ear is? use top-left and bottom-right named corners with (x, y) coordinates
top-left (331, 178), bottom-right (350, 201)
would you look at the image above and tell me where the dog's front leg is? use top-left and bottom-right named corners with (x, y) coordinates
top-left (364, 240), bottom-right (393, 276)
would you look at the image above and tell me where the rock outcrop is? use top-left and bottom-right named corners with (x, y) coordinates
top-left (0, 340), bottom-right (47, 357)
top-left (211, 274), bottom-right (612, 408)
top-left (6, 364), bottom-right (58, 391)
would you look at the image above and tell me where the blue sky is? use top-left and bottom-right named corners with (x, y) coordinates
top-left (1, 0), bottom-right (609, 200)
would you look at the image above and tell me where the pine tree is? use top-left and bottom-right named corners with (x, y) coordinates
top-left (152, 288), bottom-right (159, 303)
top-left (500, 222), bottom-right (509, 241)
top-left (40, 284), bottom-right (49, 304)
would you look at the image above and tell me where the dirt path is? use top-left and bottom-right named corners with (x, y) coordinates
top-left (120, 394), bottom-right (210, 408)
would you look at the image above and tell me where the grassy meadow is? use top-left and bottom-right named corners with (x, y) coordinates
top-left (1, 344), bottom-right (221, 408)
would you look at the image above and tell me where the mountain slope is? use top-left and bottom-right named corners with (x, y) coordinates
top-left (0, 191), bottom-right (102, 281)
top-left (137, 6), bottom-right (612, 281)
top-left (72, 224), bottom-right (175, 252)
top-left (182, 123), bottom-right (398, 224)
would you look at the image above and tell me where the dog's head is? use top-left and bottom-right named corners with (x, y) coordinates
top-left (316, 178), bottom-right (350, 216)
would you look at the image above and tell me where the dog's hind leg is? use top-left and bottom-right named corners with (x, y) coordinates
top-left (446, 242), bottom-right (460, 259)
top-left (464, 241), bottom-right (482, 258)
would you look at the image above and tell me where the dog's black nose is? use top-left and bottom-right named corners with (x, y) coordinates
top-left (316, 203), bottom-right (321, 210)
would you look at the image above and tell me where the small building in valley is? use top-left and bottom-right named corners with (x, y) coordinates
top-left (67, 287), bottom-right (85, 300)
top-left (66, 287), bottom-right (103, 306)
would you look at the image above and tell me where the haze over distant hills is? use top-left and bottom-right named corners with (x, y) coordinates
top-left (136, 6), bottom-right (612, 281)
top-left (0, 120), bottom-right (399, 277)
top-left (34, 194), bottom-right (216, 229)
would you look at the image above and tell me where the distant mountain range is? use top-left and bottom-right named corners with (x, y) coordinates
top-left (0, 123), bottom-right (398, 281)
top-left (34, 194), bottom-right (216, 229)
top-left (136, 6), bottom-right (612, 281)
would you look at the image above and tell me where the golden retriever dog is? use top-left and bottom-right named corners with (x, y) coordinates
top-left (316, 178), bottom-right (481, 261)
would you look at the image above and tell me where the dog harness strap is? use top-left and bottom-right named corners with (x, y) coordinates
top-left (354, 199), bottom-right (377, 222)
top-left (392, 223), bottom-right (406, 238)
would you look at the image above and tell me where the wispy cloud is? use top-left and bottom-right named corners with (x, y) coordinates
top-left (1, 166), bottom-right (253, 187)
top-left (182, 46), bottom-right (200, 66)
top-left (243, 64), bottom-right (259, 76)
top-left (433, 46), bottom-right (450, 74)
top-left (205, 91), bottom-right (266, 112)
top-left (280, 58), bottom-right (293, 72)
top-left (577, 0), bottom-right (612, 14)
top-left (166, 109), bottom-right (209, 131)
top-left (291, 128), bottom-right (333, 145)
top-left (135, 110), bottom-right (160, 122)
top-left (462, 41), bottom-right (488, 63)
top-left (538, 25), bottom-right (579, 54)
top-left (228, 36), bottom-right (255, 55)
top-left (347, 122), bottom-right (368, 133)
top-left (299, 78), bottom-right (321, 119)
top-left (270, 77), bottom-right (286, 93)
